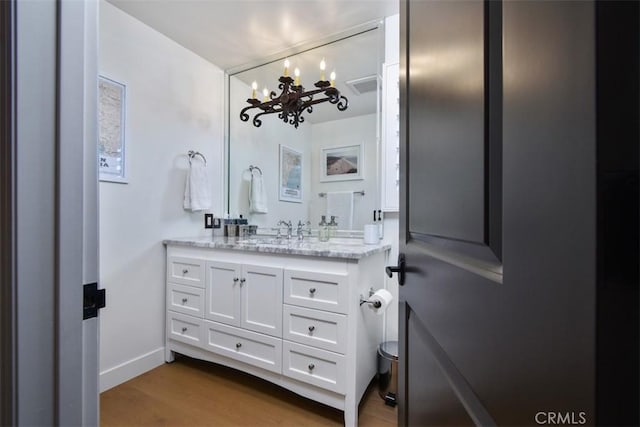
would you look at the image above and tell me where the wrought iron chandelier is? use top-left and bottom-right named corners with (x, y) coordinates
top-left (240, 58), bottom-right (349, 129)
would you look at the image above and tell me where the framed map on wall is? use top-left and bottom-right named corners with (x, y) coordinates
top-left (98, 76), bottom-right (127, 183)
top-left (279, 145), bottom-right (302, 203)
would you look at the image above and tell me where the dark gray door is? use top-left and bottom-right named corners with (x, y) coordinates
top-left (398, 1), bottom-right (598, 425)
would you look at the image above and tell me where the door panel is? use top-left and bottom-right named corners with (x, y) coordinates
top-left (408, 0), bottom-right (503, 266)
top-left (403, 303), bottom-right (474, 427)
top-left (408, 0), bottom-right (485, 244)
top-left (205, 261), bottom-right (242, 326)
top-left (241, 264), bottom-right (283, 337)
top-left (400, 0), bottom-right (597, 425)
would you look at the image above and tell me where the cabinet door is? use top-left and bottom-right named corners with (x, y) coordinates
top-left (241, 264), bottom-right (283, 337)
top-left (205, 261), bottom-right (241, 327)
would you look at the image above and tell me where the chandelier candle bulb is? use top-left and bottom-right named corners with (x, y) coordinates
top-left (251, 81), bottom-right (257, 99)
top-left (330, 71), bottom-right (336, 87)
top-left (262, 87), bottom-right (269, 102)
top-left (284, 58), bottom-right (290, 77)
top-left (294, 68), bottom-right (300, 86)
top-left (320, 58), bottom-right (326, 81)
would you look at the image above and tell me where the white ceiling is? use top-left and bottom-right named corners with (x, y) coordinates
top-left (107, 0), bottom-right (398, 71)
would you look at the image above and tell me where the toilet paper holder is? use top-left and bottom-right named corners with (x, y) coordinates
top-left (359, 288), bottom-right (382, 308)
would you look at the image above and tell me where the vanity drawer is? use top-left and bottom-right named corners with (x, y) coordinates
top-left (283, 305), bottom-right (347, 354)
top-left (167, 256), bottom-right (205, 287)
top-left (282, 341), bottom-right (345, 394)
top-left (167, 312), bottom-right (203, 347)
top-left (167, 283), bottom-right (204, 317)
top-left (284, 269), bottom-right (348, 314)
top-left (203, 320), bottom-right (282, 374)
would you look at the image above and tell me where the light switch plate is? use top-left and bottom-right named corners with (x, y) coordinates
top-left (204, 213), bottom-right (213, 229)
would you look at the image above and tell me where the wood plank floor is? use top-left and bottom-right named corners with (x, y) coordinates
top-left (101, 354), bottom-right (397, 426)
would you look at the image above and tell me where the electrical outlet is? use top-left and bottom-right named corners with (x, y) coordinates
top-left (204, 213), bottom-right (213, 229)
top-left (213, 217), bottom-right (221, 229)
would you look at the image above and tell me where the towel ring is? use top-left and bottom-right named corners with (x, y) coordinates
top-left (249, 165), bottom-right (262, 175)
top-left (187, 150), bottom-right (207, 165)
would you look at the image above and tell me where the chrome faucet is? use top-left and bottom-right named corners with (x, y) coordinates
top-left (296, 220), bottom-right (311, 241)
top-left (278, 220), bottom-right (293, 239)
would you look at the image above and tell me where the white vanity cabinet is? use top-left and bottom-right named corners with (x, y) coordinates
top-left (164, 239), bottom-right (390, 427)
top-left (204, 261), bottom-right (283, 337)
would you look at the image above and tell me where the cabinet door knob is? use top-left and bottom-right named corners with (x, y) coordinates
top-left (308, 363), bottom-right (315, 371)
top-left (235, 342), bottom-right (242, 349)
top-left (308, 326), bottom-right (315, 333)
top-left (181, 298), bottom-right (188, 304)
top-left (240, 278), bottom-right (246, 284)
top-left (309, 288), bottom-right (316, 295)
top-left (182, 269), bottom-right (189, 275)
top-left (181, 327), bottom-right (187, 333)
top-left (233, 277), bottom-right (239, 282)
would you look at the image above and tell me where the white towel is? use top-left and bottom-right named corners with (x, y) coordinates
top-left (326, 191), bottom-right (354, 230)
top-left (183, 161), bottom-right (211, 212)
top-left (249, 172), bottom-right (268, 214)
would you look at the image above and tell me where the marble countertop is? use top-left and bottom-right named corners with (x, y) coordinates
top-left (163, 236), bottom-right (391, 260)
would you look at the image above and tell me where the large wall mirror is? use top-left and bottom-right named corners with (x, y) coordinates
top-left (227, 22), bottom-right (384, 232)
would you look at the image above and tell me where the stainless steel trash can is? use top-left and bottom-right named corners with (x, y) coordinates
top-left (377, 341), bottom-right (398, 406)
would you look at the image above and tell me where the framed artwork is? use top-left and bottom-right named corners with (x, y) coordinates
top-left (320, 143), bottom-right (363, 182)
top-left (98, 76), bottom-right (127, 183)
top-left (279, 145), bottom-right (303, 203)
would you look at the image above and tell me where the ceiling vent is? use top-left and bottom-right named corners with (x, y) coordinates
top-left (345, 75), bottom-right (378, 95)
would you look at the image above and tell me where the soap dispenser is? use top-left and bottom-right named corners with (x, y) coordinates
top-left (318, 215), bottom-right (329, 242)
top-left (328, 216), bottom-right (338, 239)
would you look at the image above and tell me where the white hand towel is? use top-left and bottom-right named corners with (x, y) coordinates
top-left (326, 191), bottom-right (354, 230)
top-left (183, 162), bottom-right (211, 212)
top-left (249, 172), bottom-right (268, 214)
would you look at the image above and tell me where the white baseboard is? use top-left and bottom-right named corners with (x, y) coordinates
top-left (99, 347), bottom-right (165, 393)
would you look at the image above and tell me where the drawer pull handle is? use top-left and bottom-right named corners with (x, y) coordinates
top-left (182, 269), bottom-right (189, 275)
top-left (181, 327), bottom-right (187, 333)
top-left (181, 298), bottom-right (188, 304)
top-left (308, 326), bottom-right (315, 333)
top-left (308, 363), bottom-right (315, 371)
top-left (240, 278), bottom-right (246, 284)
top-left (235, 342), bottom-right (242, 349)
top-left (233, 277), bottom-right (239, 282)
top-left (309, 288), bottom-right (316, 295)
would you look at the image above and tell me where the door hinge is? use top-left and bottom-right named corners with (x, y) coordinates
top-left (83, 282), bottom-right (106, 320)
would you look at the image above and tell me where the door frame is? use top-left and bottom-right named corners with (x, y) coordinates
top-left (0, 0), bottom-right (99, 424)
top-left (0, 0), bottom-right (16, 423)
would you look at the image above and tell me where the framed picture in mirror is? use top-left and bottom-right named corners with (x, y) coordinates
top-left (279, 145), bottom-right (303, 203)
top-left (320, 143), bottom-right (363, 182)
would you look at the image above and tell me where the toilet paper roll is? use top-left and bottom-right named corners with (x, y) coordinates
top-left (363, 224), bottom-right (379, 245)
top-left (368, 289), bottom-right (394, 315)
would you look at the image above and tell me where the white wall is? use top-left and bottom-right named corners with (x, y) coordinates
top-left (382, 13), bottom-right (400, 342)
top-left (98, 1), bottom-right (225, 391)
top-left (310, 113), bottom-right (378, 230)
top-left (229, 76), bottom-right (312, 229)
